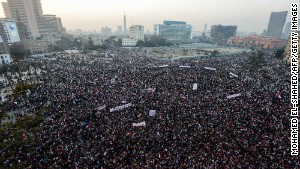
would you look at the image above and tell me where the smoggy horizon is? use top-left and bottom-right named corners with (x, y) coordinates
top-left (0, 0), bottom-right (297, 33)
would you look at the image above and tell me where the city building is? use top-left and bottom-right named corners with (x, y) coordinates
top-left (122, 38), bottom-right (137, 46)
top-left (122, 25), bottom-right (144, 46)
top-left (23, 39), bottom-right (49, 54)
top-left (266, 11), bottom-right (288, 38)
top-left (0, 20), bottom-right (13, 65)
top-left (115, 25), bottom-right (123, 34)
top-left (2, 0), bottom-right (63, 39)
top-left (129, 25), bottom-right (144, 41)
top-left (203, 24), bottom-right (207, 33)
top-left (0, 19), bottom-right (20, 45)
top-left (227, 35), bottom-right (287, 49)
top-left (154, 20), bottom-right (192, 42)
top-left (0, 53), bottom-right (12, 65)
top-left (37, 14), bottom-right (63, 39)
top-left (210, 25), bottom-right (237, 45)
top-left (91, 35), bottom-right (104, 46)
top-left (282, 22), bottom-right (291, 39)
top-left (101, 26), bottom-right (112, 36)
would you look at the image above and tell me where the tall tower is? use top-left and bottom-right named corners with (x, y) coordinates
top-left (204, 24), bottom-right (207, 32)
top-left (2, 0), bottom-right (63, 39)
top-left (266, 11), bottom-right (288, 38)
top-left (124, 12), bottom-right (127, 33)
top-left (2, 0), bottom-right (42, 38)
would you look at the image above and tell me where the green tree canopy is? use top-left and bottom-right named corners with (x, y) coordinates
top-left (9, 43), bottom-right (28, 62)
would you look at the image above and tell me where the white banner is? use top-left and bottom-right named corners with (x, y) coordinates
top-left (133, 121), bottom-right (146, 127)
top-left (204, 67), bottom-right (216, 71)
top-left (158, 64), bottom-right (169, 68)
top-left (96, 105), bottom-right (106, 110)
top-left (142, 88), bottom-right (156, 93)
top-left (229, 72), bottom-right (238, 78)
top-left (149, 110), bottom-right (156, 116)
top-left (193, 83), bottom-right (198, 90)
top-left (110, 103), bottom-right (132, 112)
top-left (227, 93), bottom-right (241, 99)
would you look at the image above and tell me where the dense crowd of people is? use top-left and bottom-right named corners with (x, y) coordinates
top-left (1, 47), bottom-right (298, 168)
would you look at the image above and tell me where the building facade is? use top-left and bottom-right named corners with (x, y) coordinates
top-left (227, 36), bottom-right (287, 49)
top-left (122, 38), bottom-right (138, 46)
top-left (2, 0), bottom-right (63, 39)
top-left (154, 20), bottom-right (192, 42)
top-left (210, 25), bottom-right (237, 45)
top-left (101, 26), bottom-right (112, 36)
top-left (129, 25), bottom-right (144, 41)
top-left (115, 25), bottom-right (122, 35)
top-left (0, 19), bottom-right (20, 45)
top-left (122, 25), bottom-right (144, 46)
top-left (266, 11), bottom-right (288, 39)
top-left (0, 54), bottom-right (13, 65)
top-left (23, 39), bottom-right (49, 54)
top-left (282, 22), bottom-right (291, 39)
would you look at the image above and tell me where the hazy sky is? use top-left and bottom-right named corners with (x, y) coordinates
top-left (0, 0), bottom-right (298, 33)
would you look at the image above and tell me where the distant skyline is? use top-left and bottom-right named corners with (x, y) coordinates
top-left (0, 0), bottom-right (297, 33)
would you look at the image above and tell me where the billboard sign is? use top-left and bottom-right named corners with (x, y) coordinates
top-left (4, 21), bottom-right (20, 43)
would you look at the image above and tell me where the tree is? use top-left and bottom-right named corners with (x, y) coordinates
top-left (136, 40), bottom-right (145, 47)
top-left (13, 82), bottom-right (35, 98)
top-left (137, 36), bottom-right (172, 47)
top-left (74, 38), bottom-right (83, 50)
top-left (275, 49), bottom-right (284, 59)
top-left (0, 114), bottom-right (43, 168)
top-left (248, 50), bottom-right (266, 70)
top-left (211, 50), bottom-right (220, 57)
top-left (9, 43), bottom-right (28, 62)
top-left (83, 37), bottom-right (96, 51)
top-left (103, 36), bottom-right (122, 47)
top-left (149, 35), bottom-right (168, 46)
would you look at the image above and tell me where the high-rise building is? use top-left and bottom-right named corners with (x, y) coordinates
top-left (0, 20), bottom-right (13, 65)
top-left (2, 0), bottom-right (63, 39)
top-left (266, 11), bottom-right (288, 39)
top-left (0, 19), bottom-right (20, 45)
top-left (154, 20), bottom-right (192, 42)
top-left (282, 22), bottom-right (291, 39)
top-left (117, 25), bottom-right (122, 34)
top-left (15, 9), bottom-right (30, 41)
top-left (129, 25), bottom-right (144, 41)
top-left (101, 26), bottom-right (112, 36)
top-left (122, 25), bottom-right (144, 46)
top-left (210, 25), bottom-right (237, 45)
top-left (204, 24), bottom-right (207, 32)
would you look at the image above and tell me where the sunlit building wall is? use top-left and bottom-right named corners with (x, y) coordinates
top-left (154, 20), bottom-right (192, 42)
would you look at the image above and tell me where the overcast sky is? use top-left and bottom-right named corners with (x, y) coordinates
top-left (0, 0), bottom-right (297, 33)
